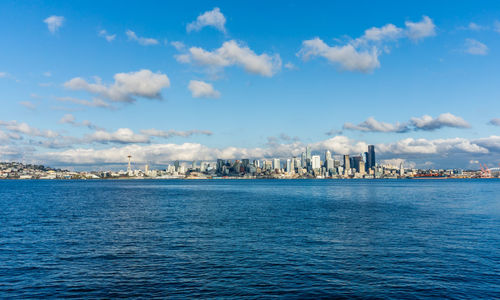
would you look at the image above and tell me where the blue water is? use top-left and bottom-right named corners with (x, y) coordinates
top-left (0, 179), bottom-right (499, 298)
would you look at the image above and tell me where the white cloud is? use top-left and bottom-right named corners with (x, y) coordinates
top-left (99, 29), bottom-right (116, 42)
top-left (188, 80), bottom-right (220, 98)
top-left (298, 16), bottom-right (435, 72)
top-left (64, 69), bottom-right (170, 103)
top-left (56, 96), bottom-right (111, 108)
top-left (140, 129), bottom-right (213, 138)
top-left (474, 136), bottom-right (500, 152)
top-left (410, 113), bottom-right (470, 130)
top-left (43, 71), bottom-right (52, 77)
top-left (380, 158), bottom-right (416, 169)
top-left (87, 128), bottom-right (150, 144)
top-left (0, 120), bottom-right (59, 138)
top-left (489, 118), bottom-right (500, 126)
top-left (170, 41), bottom-right (185, 50)
top-left (343, 113), bottom-right (470, 133)
top-left (177, 40), bottom-right (282, 77)
top-left (298, 38), bottom-right (380, 73)
top-left (358, 24), bottom-right (403, 43)
top-left (19, 101), bottom-right (37, 110)
top-left (405, 16), bottom-right (436, 41)
top-left (0, 72), bottom-right (8, 78)
top-left (187, 7), bottom-right (226, 33)
top-left (343, 117), bottom-right (409, 132)
top-left (464, 38), bottom-right (488, 55)
top-left (44, 15), bottom-right (64, 34)
top-left (125, 30), bottom-right (158, 46)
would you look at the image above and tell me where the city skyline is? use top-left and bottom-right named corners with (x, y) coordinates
top-left (1, 1), bottom-right (500, 170)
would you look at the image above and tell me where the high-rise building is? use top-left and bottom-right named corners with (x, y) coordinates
top-left (367, 145), bottom-right (375, 169)
top-left (301, 152), bottom-right (307, 168)
top-left (272, 158), bottom-right (280, 170)
top-left (343, 155), bottom-right (350, 175)
top-left (325, 150), bottom-right (332, 161)
top-left (311, 155), bottom-right (321, 170)
top-left (286, 159), bottom-right (291, 173)
top-left (306, 146), bottom-right (311, 160)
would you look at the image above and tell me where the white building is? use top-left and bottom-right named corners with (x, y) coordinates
top-left (311, 155), bottom-right (321, 170)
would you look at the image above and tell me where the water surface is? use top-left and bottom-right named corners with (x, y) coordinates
top-left (0, 179), bottom-right (499, 298)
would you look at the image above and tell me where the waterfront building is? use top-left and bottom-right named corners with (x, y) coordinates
top-left (367, 145), bottom-right (375, 170)
top-left (343, 155), bottom-right (350, 175)
top-left (273, 158), bottom-right (281, 171)
top-left (312, 155), bottom-right (321, 170)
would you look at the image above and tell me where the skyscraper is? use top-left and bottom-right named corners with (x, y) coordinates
top-left (306, 146), bottom-right (311, 160)
top-left (325, 150), bottom-right (332, 162)
top-left (367, 145), bottom-right (375, 169)
top-left (343, 154), bottom-right (350, 175)
top-left (273, 158), bottom-right (281, 171)
top-left (311, 155), bottom-right (321, 170)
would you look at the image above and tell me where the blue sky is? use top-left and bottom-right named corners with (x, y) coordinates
top-left (0, 0), bottom-right (499, 169)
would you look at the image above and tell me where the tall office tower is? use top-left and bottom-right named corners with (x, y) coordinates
top-left (294, 157), bottom-right (301, 169)
top-left (352, 156), bottom-right (363, 172)
top-left (311, 155), bottom-right (321, 170)
top-left (145, 164), bottom-right (149, 173)
top-left (174, 160), bottom-right (180, 171)
top-left (367, 145), bottom-right (375, 169)
top-left (326, 158), bottom-right (334, 171)
top-left (359, 161), bottom-right (365, 175)
top-left (253, 160), bottom-right (260, 168)
top-left (290, 158), bottom-right (295, 174)
top-left (273, 158), bottom-right (281, 171)
top-left (325, 150), bottom-right (332, 162)
top-left (192, 161), bottom-right (197, 169)
top-left (343, 155), bottom-right (350, 173)
top-left (242, 159), bottom-right (250, 168)
top-left (400, 162), bottom-right (404, 176)
top-left (216, 159), bottom-right (224, 173)
top-left (286, 159), bottom-right (291, 173)
top-left (301, 152), bottom-right (307, 168)
top-left (306, 146), bottom-right (312, 160)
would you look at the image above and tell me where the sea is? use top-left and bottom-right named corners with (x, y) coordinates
top-left (0, 179), bottom-right (499, 299)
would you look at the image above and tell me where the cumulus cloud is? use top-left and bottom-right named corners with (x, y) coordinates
top-left (125, 30), bottom-right (159, 46)
top-left (56, 96), bottom-right (112, 108)
top-left (343, 113), bottom-right (469, 133)
top-left (44, 15), bottom-right (64, 34)
top-left (357, 24), bottom-right (403, 43)
top-left (140, 129), bottom-right (213, 138)
top-left (188, 80), bottom-right (220, 98)
top-left (99, 29), bottom-right (116, 42)
top-left (0, 120), bottom-right (59, 138)
top-left (410, 113), bottom-right (470, 130)
top-left (298, 16), bottom-right (435, 72)
top-left (64, 69), bottom-right (170, 103)
top-left (464, 38), bottom-right (488, 55)
top-left (405, 16), bottom-right (436, 41)
top-left (6, 131), bottom-right (498, 168)
top-left (170, 41), bottom-right (185, 50)
top-left (176, 40), bottom-right (282, 77)
top-left (343, 117), bottom-right (409, 133)
top-left (87, 128), bottom-right (150, 144)
top-left (187, 7), bottom-right (226, 33)
top-left (298, 38), bottom-right (380, 73)
top-left (489, 118), bottom-right (500, 126)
